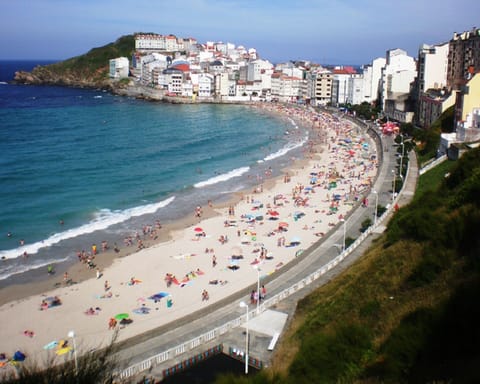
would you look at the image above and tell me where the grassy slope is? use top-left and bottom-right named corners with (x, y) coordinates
top-left (29, 35), bottom-right (134, 84)
top-left (219, 147), bottom-right (480, 384)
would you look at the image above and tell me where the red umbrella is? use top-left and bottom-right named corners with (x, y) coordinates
top-left (194, 227), bottom-right (203, 232)
top-left (268, 210), bottom-right (280, 216)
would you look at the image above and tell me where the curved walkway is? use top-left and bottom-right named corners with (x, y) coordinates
top-left (114, 118), bottom-right (419, 382)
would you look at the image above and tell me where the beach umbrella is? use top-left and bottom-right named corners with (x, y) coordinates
top-left (194, 227), bottom-right (203, 232)
top-left (268, 210), bottom-right (279, 216)
top-left (133, 307), bottom-right (151, 315)
top-left (290, 236), bottom-right (301, 244)
top-left (43, 341), bottom-right (58, 350)
top-left (114, 313), bottom-right (130, 320)
top-left (278, 222), bottom-right (289, 228)
top-left (56, 346), bottom-right (72, 356)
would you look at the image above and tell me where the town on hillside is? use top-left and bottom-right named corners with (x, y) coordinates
top-left (109, 29), bottom-right (480, 152)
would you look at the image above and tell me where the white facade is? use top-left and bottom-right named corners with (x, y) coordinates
top-left (332, 73), bottom-right (351, 105)
top-left (247, 59), bottom-right (273, 82)
top-left (271, 74), bottom-right (303, 101)
top-left (380, 48), bottom-right (417, 113)
top-left (109, 57), bottom-right (129, 79)
top-left (198, 73), bottom-right (214, 97)
top-left (417, 42), bottom-right (449, 94)
top-left (362, 57), bottom-right (386, 105)
top-left (348, 75), bottom-right (364, 105)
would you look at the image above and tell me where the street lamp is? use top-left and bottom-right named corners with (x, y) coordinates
top-left (391, 169), bottom-right (396, 202)
top-left (253, 265), bottom-right (261, 314)
top-left (399, 134), bottom-right (405, 179)
top-left (341, 218), bottom-right (347, 251)
top-left (68, 330), bottom-right (78, 376)
top-left (373, 190), bottom-right (378, 226)
top-left (239, 301), bottom-right (249, 374)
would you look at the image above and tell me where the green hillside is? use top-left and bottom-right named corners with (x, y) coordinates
top-left (218, 147), bottom-right (480, 383)
top-left (15, 35), bottom-right (135, 87)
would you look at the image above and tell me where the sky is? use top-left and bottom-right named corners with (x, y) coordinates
top-left (1, 0), bottom-right (479, 65)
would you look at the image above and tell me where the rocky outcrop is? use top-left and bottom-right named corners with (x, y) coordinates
top-left (14, 65), bottom-right (113, 90)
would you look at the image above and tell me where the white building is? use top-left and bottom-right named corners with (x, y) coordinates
top-left (109, 57), bottom-right (129, 79)
top-left (348, 74), bottom-right (365, 105)
top-left (380, 48), bottom-right (417, 121)
top-left (362, 57), bottom-right (386, 105)
top-left (197, 73), bottom-right (214, 97)
top-left (271, 73), bottom-right (303, 102)
top-left (417, 42), bottom-right (449, 95)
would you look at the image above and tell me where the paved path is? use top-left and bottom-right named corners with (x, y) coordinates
top-left (112, 121), bottom-right (419, 381)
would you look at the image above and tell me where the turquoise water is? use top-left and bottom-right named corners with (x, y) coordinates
top-left (0, 71), bottom-right (309, 282)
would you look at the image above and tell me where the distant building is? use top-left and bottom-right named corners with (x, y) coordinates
top-left (306, 69), bottom-right (333, 106)
top-left (362, 57), bottom-right (386, 106)
top-left (417, 88), bottom-right (455, 129)
top-left (447, 27), bottom-right (480, 90)
top-left (109, 57), bottom-right (129, 79)
top-left (380, 48), bottom-right (417, 122)
top-left (415, 42), bottom-right (450, 127)
top-left (455, 72), bottom-right (480, 142)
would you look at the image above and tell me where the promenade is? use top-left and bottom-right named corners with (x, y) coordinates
top-left (112, 118), bottom-right (419, 382)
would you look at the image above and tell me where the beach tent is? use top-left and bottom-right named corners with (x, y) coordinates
top-left (148, 292), bottom-right (170, 302)
top-left (13, 351), bottom-right (26, 362)
top-left (115, 313), bottom-right (130, 320)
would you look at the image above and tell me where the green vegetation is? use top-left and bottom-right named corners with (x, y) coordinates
top-left (0, 335), bottom-right (120, 384)
top-left (28, 35), bottom-right (135, 85)
top-left (401, 105), bottom-right (454, 166)
top-left (220, 146), bottom-right (480, 383)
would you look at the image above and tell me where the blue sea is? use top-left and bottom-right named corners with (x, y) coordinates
top-left (0, 60), bottom-right (310, 285)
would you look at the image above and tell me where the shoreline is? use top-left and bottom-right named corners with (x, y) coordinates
top-left (0, 104), bottom-right (378, 366)
top-left (0, 102), bottom-right (310, 306)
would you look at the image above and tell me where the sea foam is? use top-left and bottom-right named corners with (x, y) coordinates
top-left (194, 167), bottom-right (250, 188)
top-left (0, 196), bottom-right (175, 260)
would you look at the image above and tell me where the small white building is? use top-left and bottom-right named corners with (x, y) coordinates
top-left (198, 73), bottom-right (214, 97)
top-left (109, 57), bottom-right (129, 79)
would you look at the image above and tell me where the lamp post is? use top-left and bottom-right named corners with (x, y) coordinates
top-left (399, 134), bottom-right (405, 179)
top-left (239, 301), bottom-right (249, 375)
top-left (373, 190), bottom-right (378, 226)
top-left (68, 330), bottom-right (78, 376)
top-left (341, 218), bottom-right (347, 251)
top-left (253, 265), bottom-right (261, 314)
top-left (391, 169), bottom-right (396, 202)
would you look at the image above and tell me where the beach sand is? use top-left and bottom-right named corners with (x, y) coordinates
top-left (0, 105), bottom-right (378, 367)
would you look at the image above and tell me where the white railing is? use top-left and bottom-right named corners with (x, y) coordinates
top-left (419, 154), bottom-right (447, 175)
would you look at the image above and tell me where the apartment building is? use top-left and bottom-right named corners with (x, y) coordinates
top-left (306, 69), bottom-right (333, 106)
top-left (380, 48), bottom-right (417, 122)
top-left (416, 42), bottom-right (450, 127)
top-left (109, 57), bottom-right (129, 79)
top-left (455, 72), bottom-right (480, 141)
top-left (447, 28), bottom-right (480, 90)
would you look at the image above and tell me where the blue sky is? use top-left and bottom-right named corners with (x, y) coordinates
top-left (1, 0), bottom-right (478, 65)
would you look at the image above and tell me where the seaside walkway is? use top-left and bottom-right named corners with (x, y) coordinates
top-left (112, 117), bottom-right (419, 382)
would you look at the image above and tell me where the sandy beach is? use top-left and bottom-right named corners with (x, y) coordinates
top-left (0, 105), bottom-right (378, 368)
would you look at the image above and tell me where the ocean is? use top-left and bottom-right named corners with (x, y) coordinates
top-left (0, 60), bottom-right (310, 286)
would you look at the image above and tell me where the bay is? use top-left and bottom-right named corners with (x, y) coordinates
top-left (0, 62), bottom-right (310, 283)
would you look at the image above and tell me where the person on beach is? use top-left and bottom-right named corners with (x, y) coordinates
top-left (104, 280), bottom-right (110, 292)
top-left (108, 318), bottom-right (117, 330)
top-left (202, 289), bottom-right (209, 301)
top-left (212, 254), bottom-right (217, 268)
